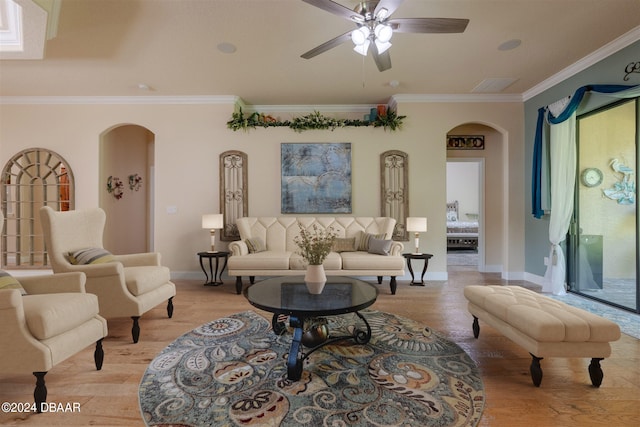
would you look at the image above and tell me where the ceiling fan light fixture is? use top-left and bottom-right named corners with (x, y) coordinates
top-left (351, 26), bottom-right (370, 45)
top-left (375, 39), bottom-right (392, 54)
top-left (374, 23), bottom-right (392, 43)
top-left (353, 39), bottom-right (370, 56)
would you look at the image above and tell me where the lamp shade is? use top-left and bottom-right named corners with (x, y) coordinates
top-left (202, 213), bottom-right (224, 229)
top-left (406, 217), bottom-right (427, 232)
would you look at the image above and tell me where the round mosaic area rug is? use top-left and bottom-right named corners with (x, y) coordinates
top-left (139, 310), bottom-right (485, 426)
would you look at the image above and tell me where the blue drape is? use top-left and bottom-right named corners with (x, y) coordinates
top-left (532, 108), bottom-right (546, 218)
top-left (531, 84), bottom-right (639, 218)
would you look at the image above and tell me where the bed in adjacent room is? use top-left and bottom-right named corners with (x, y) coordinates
top-left (446, 200), bottom-right (478, 250)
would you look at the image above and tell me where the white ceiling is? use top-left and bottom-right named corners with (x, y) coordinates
top-left (1, 0), bottom-right (639, 106)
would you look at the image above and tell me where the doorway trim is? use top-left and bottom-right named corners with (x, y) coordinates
top-left (446, 157), bottom-right (486, 271)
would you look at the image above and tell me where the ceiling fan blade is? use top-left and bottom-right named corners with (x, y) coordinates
top-left (302, 0), bottom-right (359, 21)
top-left (372, 44), bottom-right (392, 72)
top-left (301, 31), bottom-right (352, 59)
top-left (389, 17), bottom-right (469, 33)
top-left (374, 0), bottom-right (405, 18)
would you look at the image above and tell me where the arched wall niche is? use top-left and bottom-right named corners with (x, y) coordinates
top-left (1, 148), bottom-right (75, 268)
top-left (446, 122), bottom-right (505, 272)
top-left (100, 124), bottom-right (155, 254)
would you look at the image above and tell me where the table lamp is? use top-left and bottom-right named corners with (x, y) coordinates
top-left (202, 213), bottom-right (224, 252)
top-left (406, 217), bottom-right (427, 254)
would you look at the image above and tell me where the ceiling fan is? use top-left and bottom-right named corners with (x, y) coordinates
top-left (301, 0), bottom-right (469, 72)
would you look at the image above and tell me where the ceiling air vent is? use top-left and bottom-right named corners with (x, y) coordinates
top-left (472, 78), bottom-right (518, 93)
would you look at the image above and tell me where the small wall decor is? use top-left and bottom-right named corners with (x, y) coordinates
top-left (580, 167), bottom-right (603, 187)
top-left (281, 143), bottom-right (351, 213)
top-left (447, 135), bottom-right (485, 150)
top-left (107, 176), bottom-right (124, 199)
top-left (623, 61), bottom-right (640, 81)
top-left (128, 173), bottom-right (143, 191)
top-left (603, 158), bottom-right (635, 205)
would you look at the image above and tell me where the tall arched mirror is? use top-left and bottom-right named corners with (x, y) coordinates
top-left (1, 148), bottom-right (74, 268)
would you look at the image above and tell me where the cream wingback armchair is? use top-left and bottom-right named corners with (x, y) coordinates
top-left (40, 206), bottom-right (176, 343)
top-left (0, 271), bottom-right (107, 412)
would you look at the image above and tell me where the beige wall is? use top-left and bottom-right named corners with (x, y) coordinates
top-left (0, 98), bottom-right (525, 279)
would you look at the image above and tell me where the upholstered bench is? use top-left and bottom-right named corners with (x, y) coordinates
top-left (464, 285), bottom-right (621, 387)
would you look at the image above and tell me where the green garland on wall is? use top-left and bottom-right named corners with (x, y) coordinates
top-left (227, 108), bottom-right (406, 132)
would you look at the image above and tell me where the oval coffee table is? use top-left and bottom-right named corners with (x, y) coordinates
top-left (244, 276), bottom-right (377, 381)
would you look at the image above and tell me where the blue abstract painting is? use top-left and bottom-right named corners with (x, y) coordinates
top-left (281, 143), bottom-right (352, 213)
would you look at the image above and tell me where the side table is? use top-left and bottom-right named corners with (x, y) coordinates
top-left (402, 253), bottom-right (433, 286)
top-left (197, 251), bottom-right (229, 286)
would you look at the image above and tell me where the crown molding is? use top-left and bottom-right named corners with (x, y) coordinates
top-left (523, 25), bottom-right (640, 101)
top-left (239, 103), bottom-right (380, 113)
top-left (0, 95), bottom-right (240, 105)
top-left (390, 93), bottom-right (523, 104)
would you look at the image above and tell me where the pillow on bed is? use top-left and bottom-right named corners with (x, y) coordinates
top-left (446, 211), bottom-right (458, 222)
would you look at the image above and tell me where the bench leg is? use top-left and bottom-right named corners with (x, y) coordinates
top-left (589, 358), bottom-right (604, 387)
top-left (530, 354), bottom-right (544, 387)
top-left (472, 316), bottom-right (480, 338)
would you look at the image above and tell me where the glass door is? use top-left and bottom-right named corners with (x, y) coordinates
top-left (569, 98), bottom-right (639, 313)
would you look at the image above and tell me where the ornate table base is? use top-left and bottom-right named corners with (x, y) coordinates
top-left (272, 312), bottom-right (372, 381)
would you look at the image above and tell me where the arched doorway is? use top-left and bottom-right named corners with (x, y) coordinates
top-left (446, 123), bottom-right (504, 273)
top-left (99, 125), bottom-right (155, 254)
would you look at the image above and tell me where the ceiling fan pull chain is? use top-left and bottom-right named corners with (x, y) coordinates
top-left (362, 54), bottom-right (366, 88)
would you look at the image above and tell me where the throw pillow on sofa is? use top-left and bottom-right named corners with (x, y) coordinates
top-left (368, 238), bottom-right (392, 255)
top-left (68, 247), bottom-right (115, 265)
top-left (245, 237), bottom-right (266, 253)
top-left (0, 269), bottom-right (27, 295)
top-left (357, 232), bottom-right (385, 251)
top-left (332, 237), bottom-right (356, 252)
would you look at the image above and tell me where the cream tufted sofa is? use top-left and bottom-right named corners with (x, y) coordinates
top-left (464, 285), bottom-right (621, 387)
top-left (228, 217), bottom-right (405, 295)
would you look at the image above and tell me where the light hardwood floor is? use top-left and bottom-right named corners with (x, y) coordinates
top-left (1, 268), bottom-right (639, 426)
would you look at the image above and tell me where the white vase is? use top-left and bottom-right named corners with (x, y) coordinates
top-left (304, 264), bottom-right (326, 294)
